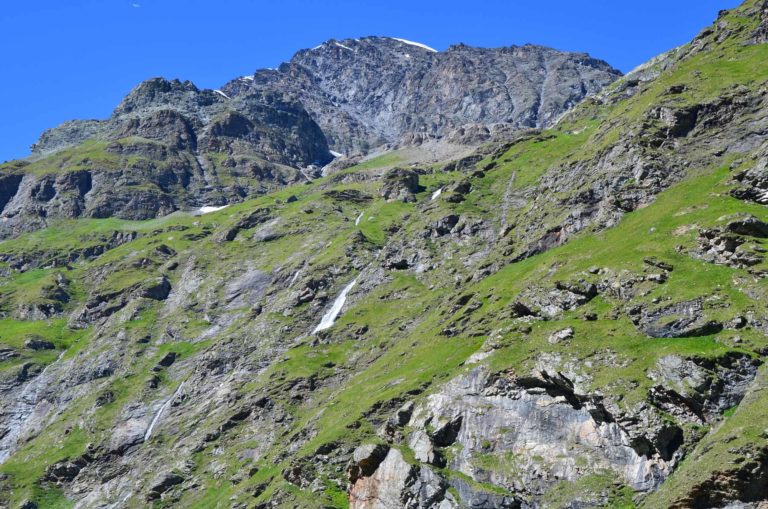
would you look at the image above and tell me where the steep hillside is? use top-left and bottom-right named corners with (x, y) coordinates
top-left (0, 2), bottom-right (767, 509)
top-left (0, 83), bottom-right (330, 240)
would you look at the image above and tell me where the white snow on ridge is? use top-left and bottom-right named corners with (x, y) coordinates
top-left (214, 89), bottom-right (230, 99)
top-left (334, 42), bottom-right (353, 51)
top-left (240, 76), bottom-right (254, 81)
top-left (391, 38), bottom-right (437, 53)
top-left (330, 150), bottom-right (344, 158)
top-left (197, 205), bottom-right (230, 215)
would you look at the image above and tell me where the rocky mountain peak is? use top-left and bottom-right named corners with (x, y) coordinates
top-left (303, 36), bottom-right (438, 56)
top-left (113, 78), bottom-right (204, 117)
top-left (222, 37), bottom-right (621, 153)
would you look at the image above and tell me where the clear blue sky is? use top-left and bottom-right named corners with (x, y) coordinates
top-left (0, 0), bottom-right (742, 162)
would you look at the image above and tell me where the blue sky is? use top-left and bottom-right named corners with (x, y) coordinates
top-left (0, 0), bottom-right (742, 162)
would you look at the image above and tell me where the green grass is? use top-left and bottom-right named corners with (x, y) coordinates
top-left (0, 318), bottom-right (82, 349)
top-left (1, 3), bottom-right (768, 506)
top-left (484, 122), bottom-right (599, 190)
top-left (0, 426), bottom-right (88, 507)
top-left (343, 151), bottom-right (405, 172)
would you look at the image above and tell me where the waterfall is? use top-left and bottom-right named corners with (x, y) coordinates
top-left (197, 205), bottom-right (229, 215)
top-left (312, 278), bottom-right (358, 333)
top-left (355, 212), bottom-right (364, 226)
top-left (431, 188), bottom-right (443, 200)
top-left (144, 381), bottom-right (186, 442)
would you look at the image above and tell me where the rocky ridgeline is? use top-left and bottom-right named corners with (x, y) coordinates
top-left (32, 80), bottom-right (331, 166)
top-left (0, 82), bottom-right (330, 239)
top-left (222, 37), bottom-right (621, 154)
top-left (0, 39), bottom-right (619, 241)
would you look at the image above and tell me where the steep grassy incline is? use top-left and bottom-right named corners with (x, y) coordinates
top-left (0, 1), bottom-right (767, 508)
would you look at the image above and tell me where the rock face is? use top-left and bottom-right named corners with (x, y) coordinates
top-left (222, 37), bottom-right (621, 154)
top-left (633, 299), bottom-right (723, 338)
top-left (348, 447), bottom-right (457, 509)
top-left (0, 82), bottom-right (330, 239)
top-left (406, 368), bottom-right (674, 504)
top-left (648, 353), bottom-right (760, 423)
top-left (33, 81), bottom-right (331, 168)
top-left (0, 39), bottom-right (619, 241)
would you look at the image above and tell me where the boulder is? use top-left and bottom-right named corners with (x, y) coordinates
top-left (548, 327), bottom-right (574, 344)
top-left (381, 168), bottom-right (420, 202)
top-left (726, 215), bottom-right (768, 238)
top-left (146, 472), bottom-right (185, 500)
top-left (24, 336), bottom-right (56, 351)
top-left (433, 215), bottom-right (460, 236)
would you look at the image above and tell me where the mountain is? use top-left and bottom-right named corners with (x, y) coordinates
top-left (0, 39), bottom-right (619, 242)
top-left (0, 83), bottom-right (330, 241)
top-left (221, 37), bottom-right (621, 153)
top-left (0, 1), bottom-right (768, 508)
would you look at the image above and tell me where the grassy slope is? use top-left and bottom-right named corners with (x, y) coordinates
top-left (0, 1), bottom-right (767, 507)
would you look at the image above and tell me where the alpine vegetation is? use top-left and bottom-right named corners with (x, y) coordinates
top-left (1, 1), bottom-right (768, 508)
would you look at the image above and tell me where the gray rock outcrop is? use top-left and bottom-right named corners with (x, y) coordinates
top-left (223, 37), bottom-right (621, 154)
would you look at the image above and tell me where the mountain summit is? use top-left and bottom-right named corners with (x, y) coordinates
top-left (223, 37), bottom-right (621, 153)
top-left (1, 38), bottom-right (619, 240)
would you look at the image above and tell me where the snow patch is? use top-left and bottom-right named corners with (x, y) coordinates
top-left (197, 205), bottom-right (229, 215)
top-left (330, 150), bottom-right (344, 158)
top-left (334, 42), bottom-right (353, 51)
top-left (355, 212), bottom-right (364, 226)
top-left (214, 89), bottom-right (230, 99)
top-left (312, 278), bottom-right (357, 333)
top-left (431, 188), bottom-right (443, 200)
top-left (240, 76), bottom-right (254, 81)
top-left (391, 38), bottom-right (437, 53)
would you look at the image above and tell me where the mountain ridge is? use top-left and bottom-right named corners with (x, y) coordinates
top-left (222, 36), bottom-right (621, 154)
top-left (0, 37), bottom-right (620, 241)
